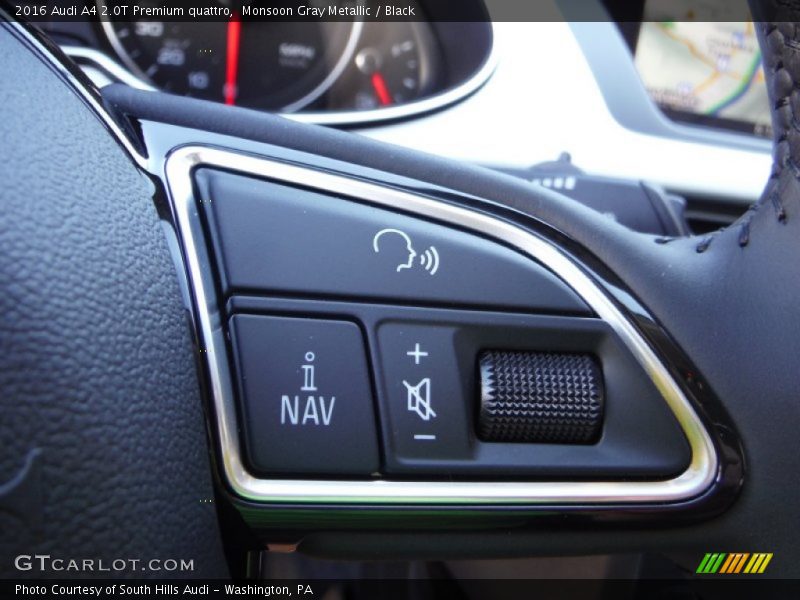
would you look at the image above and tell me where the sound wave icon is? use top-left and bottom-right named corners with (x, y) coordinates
top-left (419, 246), bottom-right (440, 275)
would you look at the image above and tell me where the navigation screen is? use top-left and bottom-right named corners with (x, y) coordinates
top-left (633, 1), bottom-right (772, 138)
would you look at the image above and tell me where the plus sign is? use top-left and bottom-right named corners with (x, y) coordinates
top-left (406, 343), bottom-right (429, 365)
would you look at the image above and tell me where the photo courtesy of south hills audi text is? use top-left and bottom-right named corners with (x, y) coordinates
top-left (13, 584), bottom-right (316, 597)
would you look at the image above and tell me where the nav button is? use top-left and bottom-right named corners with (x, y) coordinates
top-left (229, 315), bottom-right (380, 476)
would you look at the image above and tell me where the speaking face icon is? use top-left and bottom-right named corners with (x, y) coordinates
top-left (372, 228), bottom-right (439, 275)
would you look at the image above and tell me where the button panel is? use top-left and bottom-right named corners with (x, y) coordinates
top-left (204, 167), bottom-right (691, 482)
top-left (198, 169), bottom-right (591, 315)
top-left (227, 296), bottom-right (693, 479)
top-left (229, 315), bottom-right (380, 476)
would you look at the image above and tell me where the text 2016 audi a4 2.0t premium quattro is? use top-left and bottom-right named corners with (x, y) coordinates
top-left (1, 0), bottom-right (799, 598)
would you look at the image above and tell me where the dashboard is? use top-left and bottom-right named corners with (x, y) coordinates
top-left (34, 0), bottom-right (772, 206)
top-left (41, 0), bottom-right (494, 124)
top-left (101, 15), bottom-right (440, 112)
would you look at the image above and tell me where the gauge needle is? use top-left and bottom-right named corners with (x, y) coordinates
top-left (224, 12), bottom-right (241, 106)
top-left (371, 72), bottom-right (393, 106)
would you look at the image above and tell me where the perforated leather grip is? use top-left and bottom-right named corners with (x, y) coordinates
top-left (478, 351), bottom-right (604, 444)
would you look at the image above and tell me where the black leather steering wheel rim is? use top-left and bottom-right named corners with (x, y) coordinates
top-left (0, 20), bottom-right (228, 578)
top-left (2, 1), bottom-right (800, 579)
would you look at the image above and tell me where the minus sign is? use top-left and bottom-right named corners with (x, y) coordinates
top-left (414, 434), bottom-right (436, 440)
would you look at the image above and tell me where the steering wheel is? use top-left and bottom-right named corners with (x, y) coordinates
top-left (2, 1), bottom-right (799, 580)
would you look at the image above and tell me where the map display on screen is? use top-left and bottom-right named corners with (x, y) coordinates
top-left (634, 0), bottom-right (772, 137)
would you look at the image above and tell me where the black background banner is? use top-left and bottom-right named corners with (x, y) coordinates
top-left (6, 575), bottom-right (800, 600)
top-left (2, 0), bottom-right (793, 24)
top-left (4, 578), bottom-right (800, 599)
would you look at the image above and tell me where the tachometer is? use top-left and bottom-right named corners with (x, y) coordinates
top-left (100, 2), bottom-right (360, 111)
top-left (322, 19), bottom-right (441, 111)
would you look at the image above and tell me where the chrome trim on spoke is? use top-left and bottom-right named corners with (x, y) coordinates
top-left (165, 145), bottom-right (718, 505)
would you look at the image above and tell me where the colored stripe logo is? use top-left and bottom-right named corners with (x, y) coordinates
top-left (696, 553), bottom-right (773, 574)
